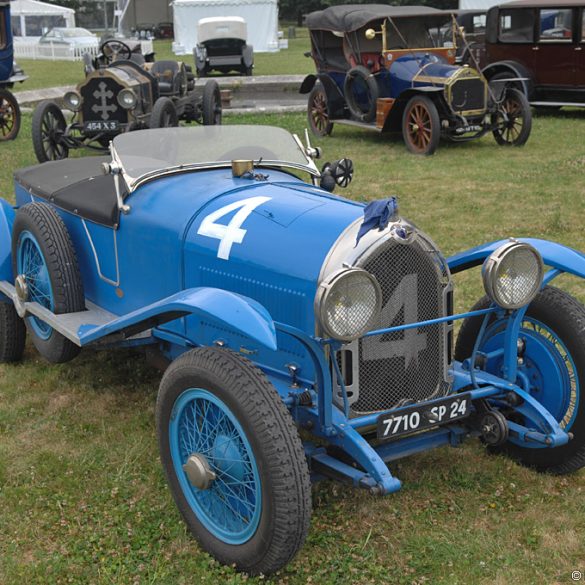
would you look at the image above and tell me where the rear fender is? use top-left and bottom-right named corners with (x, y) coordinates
top-left (299, 74), bottom-right (317, 94)
top-left (448, 238), bottom-right (585, 280)
top-left (78, 287), bottom-right (277, 350)
top-left (0, 199), bottom-right (15, 290)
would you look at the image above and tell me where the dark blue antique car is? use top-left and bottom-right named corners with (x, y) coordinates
top-left (301, 4), bottom-right (532, 155)
top-left (1, 126), bottom-right (585, 574)
top-left (0, 0), bottom-right (27, 140)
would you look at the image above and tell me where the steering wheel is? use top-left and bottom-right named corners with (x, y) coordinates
top-left (101, 39), bottom-right (133, 63)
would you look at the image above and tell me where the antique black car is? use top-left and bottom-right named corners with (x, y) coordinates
top-left (194, 17), bottom-right (254, 77)
top-left (301, 5), bottom-right (532, 155)
top-left (31, 38), bottom-right (222, 162)
top-left (0, 0), bottom-right (27, 141)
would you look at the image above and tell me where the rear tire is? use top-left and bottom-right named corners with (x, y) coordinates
top-left (202, 80), bottom-right (222, 125)
top-left (0, 302), bottom-right (26, 363)
top-left (11, 203), bottom-right (84, 363)
top-left (455, 287), bottom-right (585, 474)
top-left (0, 89), bottom-right (21, 141)
top-left (307, 85), bottom-right (333, 137)
top-left (156, 347), bottom-right (311, 575)
top-left (32, 101), bottom-right (69, 162)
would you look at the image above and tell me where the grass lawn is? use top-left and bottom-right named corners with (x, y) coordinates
top-left (1, 110), bottom-right (585, 584)
top-left (13, 37), bottom-right (314, 93)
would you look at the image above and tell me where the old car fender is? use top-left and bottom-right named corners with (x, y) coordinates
top-left (299, 74), bottom-right (317, 94)
top-left (77, 287), bottom-right (277, 350)
top-left (447, 238), bottom-right (585, 279)
top-left (482, 60), bottom-right (534, 97)
top-left (0, 199), bottom-right (15, 286)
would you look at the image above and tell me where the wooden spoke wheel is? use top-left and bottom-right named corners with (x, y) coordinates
top-left (492, 88), bottom-right (532, 147)
top-left (0, 89), bottom-right (21, 141)
top-left (402, 95), bottom-right (440, 155)
top-left (307, 85), bottom-right (333, 137)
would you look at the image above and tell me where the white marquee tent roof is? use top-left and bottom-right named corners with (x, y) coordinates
top-left (459, 0), bottom-right (508, 8)
top-left (11, 0), bottom-right (74, 17)
top-left (11, 0), bottom-right (75, 37)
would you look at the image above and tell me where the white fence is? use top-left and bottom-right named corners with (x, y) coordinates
top-left (13, 40), bottom-right (154, 61)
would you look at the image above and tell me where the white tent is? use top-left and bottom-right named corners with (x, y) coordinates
top-left (10, 0), bottom-right (75, 37)
top-left (172, 0), bottom-right (279, 54)
top-left (459, 0), bottom-right (504, 8)
top-left (117, 0), bottom-right (173, 34)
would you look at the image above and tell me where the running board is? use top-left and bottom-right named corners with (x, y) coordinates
top-left (334, 119), bottom-right (383, 132)
top-left (530, 101), bottom-right (585, 107)
top-left (0, 281), bottom-right (147, 347)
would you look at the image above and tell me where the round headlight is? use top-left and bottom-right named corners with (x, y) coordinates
top-left (482, 241), bottom-right (544, 310)
top-left (316, 268), bottom-right (382, 341)
top-left (117, 88), bottom-right (137, 109)
top-left (63, 91), bottom-right (81, 111)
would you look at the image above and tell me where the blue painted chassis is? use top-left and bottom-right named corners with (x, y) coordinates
top-left (2, 165), bottom-right (585, 495)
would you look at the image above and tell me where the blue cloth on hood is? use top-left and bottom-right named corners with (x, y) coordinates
top-left (355, 197), bottom-right (399, 245)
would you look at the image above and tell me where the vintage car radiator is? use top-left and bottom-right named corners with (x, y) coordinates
top-left (335, 233), bottom-right (452, 415)
top-left (80, 77), bottom-right (129, 126)
top-left (448, 75), bottom-right (487, 115)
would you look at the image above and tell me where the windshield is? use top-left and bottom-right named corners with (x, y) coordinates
top-left (112, 126), bottom-right (317, 190)
top-left (62, 28), bottom-right (94, 37)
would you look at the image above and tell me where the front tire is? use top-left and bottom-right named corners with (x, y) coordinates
top-left (0, 89), bottom-right (21, 141)
top-left (491, 88), bottom-right (532, 147)
top-left (202, 80), bottom-right (222, 125)
top-left (0, 302), bottom-right (26, 363)
top-left (11, 203), bottom-right (84, 363)
top-left (402, 95), bottom-right (441, 155)
top-left (455, 287), bottom-right (585, 474)
top-left (150, 97), bottom-right (179, 128)
top-left (156, 347), bottom-right (311, 575)
top-left (32, 101), bottom-right (69, 162)
top-left (307, 84), bottom-right (333, 137)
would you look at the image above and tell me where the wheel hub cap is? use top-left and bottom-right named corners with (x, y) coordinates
top-left (15, 274), bottom-right (29, 302)
top-left (183, 453), bottom-right (216, 490)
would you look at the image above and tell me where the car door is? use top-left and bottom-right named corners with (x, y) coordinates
top-left (577, 8), bottom-right (585, 88)
top-left (532, 7), bottom-right (577, 87)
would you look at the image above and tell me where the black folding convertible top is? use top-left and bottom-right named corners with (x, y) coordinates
top-left (14, 157), bottom-right (120, 228)
top-left (306, 4), bottom-right (442, 33)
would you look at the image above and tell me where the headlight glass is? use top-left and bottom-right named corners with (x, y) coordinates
top-left (482, 241), bottom-right (544, 310)
top-left (117, 88), bottom-right (137, 109)
top-left (317, 268), bottom-right (381, 341)
top-left (63, 91), bottom-right (81, 111)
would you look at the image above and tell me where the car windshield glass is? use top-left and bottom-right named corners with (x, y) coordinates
top-left (112, 126), bottom-right (315, 189)
top-left (62, 28), bottom-right (93, 37)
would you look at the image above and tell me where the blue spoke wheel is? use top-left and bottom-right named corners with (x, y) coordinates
top-left (156, 347), bottom-right (311, 575)
top-left (456, 287), bottom-right (585, 474)
top-left (11, 203), bottom-right (84, 363)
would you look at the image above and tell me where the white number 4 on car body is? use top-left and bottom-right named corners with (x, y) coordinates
top-left (197, 196), bottom-right (272, 260)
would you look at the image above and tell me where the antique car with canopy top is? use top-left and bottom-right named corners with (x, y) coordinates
top-left (301, 4), bottom-right (532, 155)
top-left (2, 125), bottom-right (585, 575)
top-left (31, 38), bottom-right (222, 162)
top-left (194, 16), bottom-right (254, 77)
top-left (0, 0), bottom-right (27, 141)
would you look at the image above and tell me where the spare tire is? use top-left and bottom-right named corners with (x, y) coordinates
top-left (343, 66), bottom-right (379, 123)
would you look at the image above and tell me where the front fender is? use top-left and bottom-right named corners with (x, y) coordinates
top-left (447, 238), bottom-right (585, 280)
top-left (77, 287), bottom-right (277, 350)
top-left (0, 199), bottom-right (15, 286)
top-left (482, 60), bottom-right (534, 98)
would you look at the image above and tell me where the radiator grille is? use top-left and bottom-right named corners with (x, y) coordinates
top-left (80, 78), bottom-right (128, 125)
top-left (449, 77), bottom-right (486, 113)
top-left (351, 236), bottom-right (450, 414)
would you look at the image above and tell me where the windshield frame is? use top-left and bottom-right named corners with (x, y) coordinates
top-left (110, 126), bottom-right (321, 192)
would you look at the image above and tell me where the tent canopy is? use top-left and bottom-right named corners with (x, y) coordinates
top-left (10, 0), bottom-right (75, 37)
top-left (172, 0), bottom-right (278, 54)
top-left (458, 0), bottom-right (503, 9)
top-left (118, 0), bottom-right (172, 34)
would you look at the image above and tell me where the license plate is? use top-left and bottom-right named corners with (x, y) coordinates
top-left (377, 393), bottom-right (471, 441)
top-left (84, 120), bottom-right (119, 132)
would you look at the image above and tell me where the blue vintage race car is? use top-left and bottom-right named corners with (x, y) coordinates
top-left (301, 5), bottom-right (532, 155)
top-left (0, 0), bottom-right (27, 140)
top-left (1, 126), bottom-right (585, 574)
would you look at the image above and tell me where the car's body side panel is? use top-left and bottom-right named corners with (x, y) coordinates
top-left (0, 199), bottom-right (15, 289)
